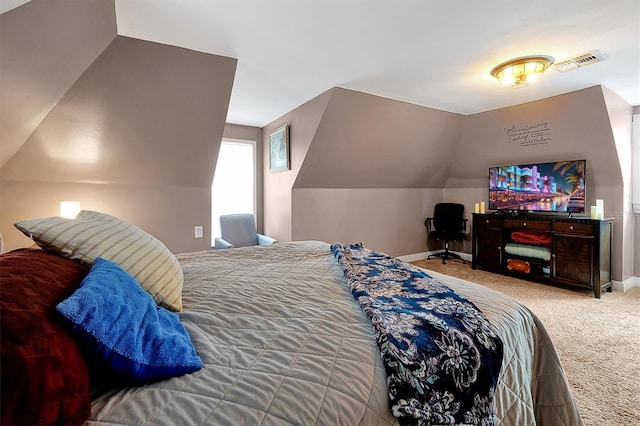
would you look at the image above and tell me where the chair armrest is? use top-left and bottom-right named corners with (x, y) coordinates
top-left (214, 237), bottom-right (234, 249)
top-left (462, 218), bottom-right (468, 237)
top-left (424, 217), bottom-right (434, 234)
top-left (257, 234), bottom-right (277, 245)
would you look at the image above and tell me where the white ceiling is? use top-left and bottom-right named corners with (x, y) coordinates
top-left (30, 1), bottom-right (640, 127)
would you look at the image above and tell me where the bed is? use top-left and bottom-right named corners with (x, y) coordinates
top-left (2, 213), bottom-right (582, 426)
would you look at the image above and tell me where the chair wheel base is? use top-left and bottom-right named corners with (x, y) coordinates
top-left (427, 250), bottom-right (466, 265)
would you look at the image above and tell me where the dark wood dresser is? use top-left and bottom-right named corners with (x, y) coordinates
top-left (471, 213), bottom-right (613, 298)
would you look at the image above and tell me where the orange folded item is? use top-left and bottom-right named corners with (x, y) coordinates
top-left (507, 258), bottom-right (531, 273)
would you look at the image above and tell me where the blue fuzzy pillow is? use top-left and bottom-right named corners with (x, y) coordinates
top-left (56, 257), bottom-right (202, 382)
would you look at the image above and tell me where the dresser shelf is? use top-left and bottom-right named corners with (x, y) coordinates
top-left (471, 213), bottom-right (613, 298)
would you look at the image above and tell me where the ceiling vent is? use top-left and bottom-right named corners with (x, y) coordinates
top-left (553, 51), bottom-right (603, 72)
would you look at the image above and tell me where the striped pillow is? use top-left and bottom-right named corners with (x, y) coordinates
top-left (14, 212), bottom-right (183, 311)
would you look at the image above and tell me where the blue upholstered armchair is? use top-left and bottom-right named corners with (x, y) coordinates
top-left (213, 213), bottom-right (277, 249)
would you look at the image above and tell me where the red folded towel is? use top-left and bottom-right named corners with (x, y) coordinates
top-left (511, 231), bottom-right (552, 247)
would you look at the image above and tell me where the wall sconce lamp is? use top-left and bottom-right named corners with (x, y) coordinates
top-left (60, 201), bottom-right (80, 219)
top-left (491, 55), bottom-right (555, 88)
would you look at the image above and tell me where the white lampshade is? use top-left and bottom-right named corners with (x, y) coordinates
top-left (60, 201), bottom-right (80, 219)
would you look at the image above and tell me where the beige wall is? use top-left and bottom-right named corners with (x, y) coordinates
top-left (292, 188), bottom-right (444, 256)
top-left (446, 86), bottom-right (629, 281)
top-left (263, 90), bottom-right (333, 242)
top-left (294, 88), bottom-right (464, 188)
top-left (636, 215), bottom-right (640, 277)
top-left (1, 182), bottom-right (210, 254)
top-left (601, 86), bottom-right (635, 282)
top-left (266, 86), bottom-right (634, 280)
top-left (264, 88), bottom-right (463, 255)
top-left (633, 107), bottom-right (640, 279)
top-left (447, 86), bottom-right (623, 189)
top-left (1, 36), bottom-right (236, 253)
top-left (0, 0), bottom-right (116, 167)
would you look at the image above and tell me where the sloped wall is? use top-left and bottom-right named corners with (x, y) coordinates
top-left (1, 36), bottom-right (236, 253)
top-left (601, 86), bottom-right (635, 282)
top-left (0, 0), bottom-right (116, 167)
top-left (264, 88), bottom-right (463, 255)
top-left (294, 88), bottom-right (464, 189)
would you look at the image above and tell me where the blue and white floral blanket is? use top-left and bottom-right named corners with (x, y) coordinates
top-left (331, 243), bottom-right (503, 425)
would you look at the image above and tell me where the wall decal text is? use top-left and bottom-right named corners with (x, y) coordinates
top-left (504, 121), bottom-right (551, 146)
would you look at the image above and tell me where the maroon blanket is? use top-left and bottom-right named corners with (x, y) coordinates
top-left (511, 231), bottom-right (551, 247)
top-left (1, 249), bottom-right (91, 426)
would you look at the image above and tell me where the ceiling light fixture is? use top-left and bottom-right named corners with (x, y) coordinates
top-left (490, 55), bottom-right (555, 88)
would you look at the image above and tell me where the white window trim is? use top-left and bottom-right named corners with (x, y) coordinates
top-left (211, 138), bottom-right (258, 241)
top-left (632, 114), bottom-right (640, 214)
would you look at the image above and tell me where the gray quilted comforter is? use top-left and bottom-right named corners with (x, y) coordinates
top-left (87, 241), bottom-right (582, 425)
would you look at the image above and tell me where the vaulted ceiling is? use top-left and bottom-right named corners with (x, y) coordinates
top-left (2, 0), bottom-right (638, 168)
top-left (114, 0), bottom-right (639, 126)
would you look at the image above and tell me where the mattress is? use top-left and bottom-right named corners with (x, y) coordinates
top-left (86, 241), bottom-right (581, 425)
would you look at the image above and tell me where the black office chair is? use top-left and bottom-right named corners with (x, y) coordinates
top-left (425, 203), bottom-right (468, 264)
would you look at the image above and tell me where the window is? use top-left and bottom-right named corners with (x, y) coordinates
top-left (211, 139), bottom-right (256, 241)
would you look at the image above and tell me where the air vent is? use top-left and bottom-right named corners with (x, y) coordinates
top-left (554, 52), bottom-right (603, 72)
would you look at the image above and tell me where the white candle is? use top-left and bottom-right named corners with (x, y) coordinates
top-left (596, 199), bottom-right (604, 219)
top-left (474, 203), bottom-right (480, 214)
top-left (590, 206), bottom-right (597, 219)
top-left (480, 202), bottom-right (486, 214)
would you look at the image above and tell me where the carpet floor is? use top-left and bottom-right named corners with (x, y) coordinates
top-left (411, 258), bottom-right (640, 426)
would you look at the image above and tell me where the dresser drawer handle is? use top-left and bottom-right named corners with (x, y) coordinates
top-left (570, 225), bottom-right (574, 231)
top-left (486, 219), bottom-right (490, 223)
top-left (523, 222), bottom-right (527, 227)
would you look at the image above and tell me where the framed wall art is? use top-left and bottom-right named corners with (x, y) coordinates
top-left (269, 124), bottom-right (290, 172)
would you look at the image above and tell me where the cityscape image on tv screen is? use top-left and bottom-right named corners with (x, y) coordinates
top-left (488, 160), bottom-right (586, 213)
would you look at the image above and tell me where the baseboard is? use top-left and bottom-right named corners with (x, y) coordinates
top-left (398, 250), bottom-right (472, 263)
top-left (397, 251), bottom-right (430, 262)
top-left (613, 276), bottom-right (640, 292)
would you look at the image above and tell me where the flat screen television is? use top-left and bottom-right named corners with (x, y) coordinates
top-left (488, 159), bottom-right (586, 214)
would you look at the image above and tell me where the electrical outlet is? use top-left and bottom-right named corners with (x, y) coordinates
top-left (194, 226), bottom-right (203, 238)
